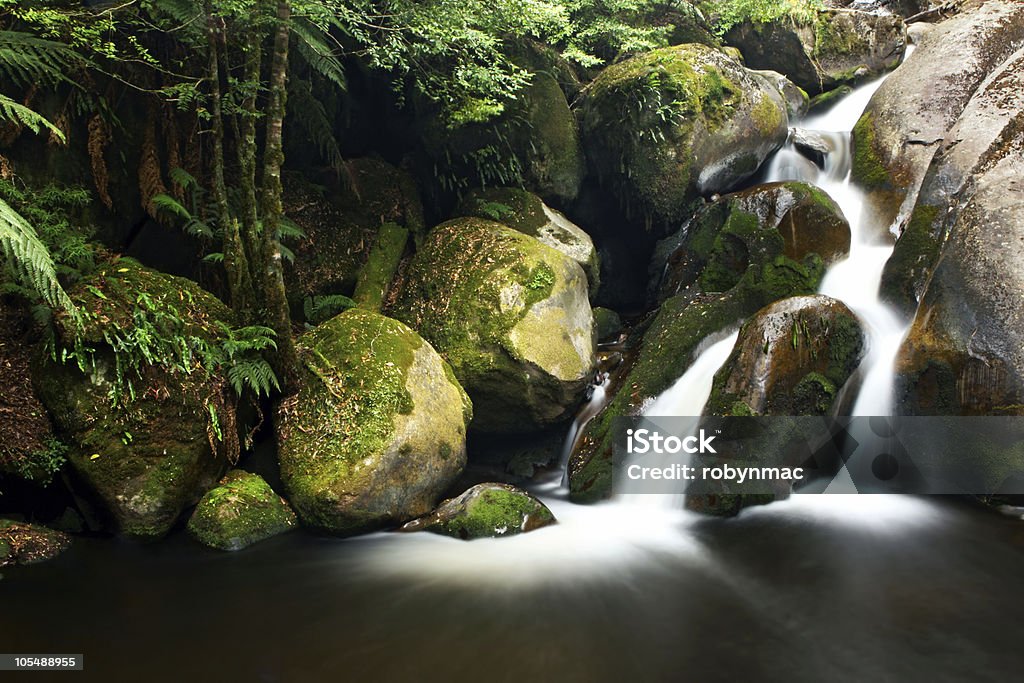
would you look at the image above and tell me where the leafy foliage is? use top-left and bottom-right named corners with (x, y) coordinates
top-left (303, 293), bottom-right (356, 325)
top-left (701, 0), bottom-right (823, 35)
top-left (0, 195), bottom-right (75, 318)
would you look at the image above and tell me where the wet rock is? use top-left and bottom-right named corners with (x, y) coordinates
top-left (791, 128), bottom-right (835, 168)
top-left (456, 188), bottom-right (600, 293)
top-left (752, 70), bottom-right (810, 118)
top-left (807, 85), bottom-right (853, 115)
top-left (895, 148), bottom-right (1024, 416)
top-left (593, 307), bottom-right (623, 343)
top-left (881, 45), bottom-right (1024, 316)
top-left (578, 43), bottom-right (789, 234)
top-left (725, 9), bottom-right (906, 96)
top-left (706, 296), bottom-right (865, 417)
top-left (388, 218), bottom-right (595, 433)
top-left (187, 471), bottom-right (297, 551)
top-left (401, 483), bottom-right (555, 540)
top-left (852, 0), bottom-right (1024, 232)
top-left (652, 181), bottom-right (848, 304)
top-left (0, 519), bottom-right (71, 566)
top-left (276, 309), bottom-right (472, 535)
top-left (283, 159), bottom-right (425, 319)
top-left (32, 258), bottom-right (233, 539)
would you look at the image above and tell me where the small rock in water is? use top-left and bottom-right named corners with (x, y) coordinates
top-left (187, 471), bottom-right (298, 551)
top-left (791, 128), bottom-right (835, 169)
top-left (401, 483), bottom-right (556, 540)
top-left (0, 519), bottom-right (71, 566)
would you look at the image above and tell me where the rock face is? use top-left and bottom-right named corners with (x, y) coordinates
top-left (401, 483), bottom-right (555, 540)
top-left (284, 158), bottom-right (424, 318)
top-left (389, 218), bottom-right (595, 433)
top-left (0, 520), bottom-right (70, 566)
top-left (276, 309), bottom-right (472, 535)
top-left (32, 259), bottom-right (233, 539)
top-left (725, 9), bottom-right (905, 96)
top-left (456, 188), bottom-right (600, 293)
top-left (418, 45), bottom-right (584, 208)
top-left (881, 45), bottom-right (1024, 315)
top-left (895, 149), bottom-right (1024, 416)
top-left (187, 471), bottom-right (297, 551)
top-left (579, 43), bottom-right (789, 233)
top-left (652, 181), bottom-right (848, 304)
top-left (706, 296), bottom-right (865, 417)
top-left (852, 0), bottom-right (1024, 233)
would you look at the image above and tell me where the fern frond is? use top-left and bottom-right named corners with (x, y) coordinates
top-left (303, 294), bottom-right (355, 324)
top-left (292, 18), bottom-right (347, 92)
top-left (0, 31), bottom-right (84, 88)
top-left (0, 94), bottom-right (64, 142)
top-left (0, 196), bottom-right (75, 317)
top-left (287, 78), bottom-right (345, 174)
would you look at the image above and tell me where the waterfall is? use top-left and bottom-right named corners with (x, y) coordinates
top-left (357, 52), bottom-right (934, 583)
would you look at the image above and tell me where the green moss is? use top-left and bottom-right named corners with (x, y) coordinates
top-left (880, 204), bottom-right (942, 314)
top-left (352, 222), bottom-right (409, 313)
top-left (793, 372), bottom-right (838, 415)
top-left (813, 15), bottom-right (868, 59)
top-left (280, 311), bottom-right (421, 529)
top-left (751, 92), bottom-right (784, 136)
top-left (439, 486), bottom-right (555, 539)
top-left (852, 112), bottom-right (892, 191)
top-left (187, 471), bottom-right (297, 551)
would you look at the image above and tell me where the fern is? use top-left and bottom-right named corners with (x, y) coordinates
top-left (0, 31), bottom-right (83, 88)
top-left (0, 196), bottom-right (75, 317)
top-left (151, 193), bottom-right (214, 238)
top-left (291, 18), bottom-right (347, 92)
top-left (288, 78), bottom-right (345, 174)
top-left (303, 294), bottom-right (356, 325)
top-left (0, 94), bottom-right (65, 142)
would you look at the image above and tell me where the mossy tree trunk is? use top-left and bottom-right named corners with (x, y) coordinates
top-left (258, 0), bottom-right (300, 392)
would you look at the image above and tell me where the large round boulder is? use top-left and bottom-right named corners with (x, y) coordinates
top-left (32, 258), bottom-right (234, 539)
top-left (852, 0), bottom-right (1024, 232)
top-left (456, 188), bottom-right (600, 293)
top-left (401, 483), bottom-right (555, 540)
top-left (578, 43), bottom-right (789, 234)
top-left (651, 181), bottom-right (846, 304)
top-left (388, 218), bottom-right (595, 433)
top-left (725, 9), bottom-right (906, 96)
top-left (276, 309), bottom-right (472, 535)
top-left (706, 295), bottom-right (865, 417)
top-left (187, 471), bottom-right (298, 551)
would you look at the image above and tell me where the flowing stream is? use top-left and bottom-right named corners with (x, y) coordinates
top-left (8, 46), bottom-right (1022, 683)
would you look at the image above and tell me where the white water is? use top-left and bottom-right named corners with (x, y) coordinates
top-left (355, 52), bottom-right (937, 584)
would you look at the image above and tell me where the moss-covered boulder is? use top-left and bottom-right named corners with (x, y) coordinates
top-left (31, 258), bottom-right (234, 539)
top-left (401, 483), bottom-right (555, 540)
top-left (652, 181), bottom-right (847, 304)
top-left (389, 218), bottom-right (595, 433)
top-left (187, 471), bottom-right (297, 551)
top-left (283, 159), bottom-right (424, 318)
top-left (881, 45), bottom-right (1024, 317)
top-left (276, 309), bottom-right (472, 535)
top-left (751, 69), bottom-right (810, 119)
top-left (0, 519), bottom-right (71, 566)
top-left (851, 0), bottom-right (1024, 233)
top-left (569, 268), bottom-right (826, 503)
top-left (725, 9), bottom-right (905, 96)
top-left (457, 188), bottom-right (600, 293)
top-left (593, 307), bottom-right (623, 343)
top-left (578, 43), bottom-right (789, 234)
top-left (706, 296), bottom-right (865, 417)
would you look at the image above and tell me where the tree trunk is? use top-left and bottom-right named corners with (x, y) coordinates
top-left (259, 0), bottom-right (299, 392)
top-left (206, 5), bottom-right (252, 315)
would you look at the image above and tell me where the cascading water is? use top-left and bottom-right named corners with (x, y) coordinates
top-left (355, 47), bottom-right (936, 583)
